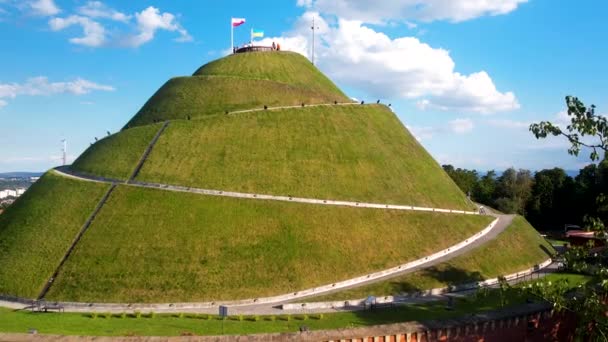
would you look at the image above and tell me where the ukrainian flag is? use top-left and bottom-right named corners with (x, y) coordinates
top-left (252, 29), bottom-right (264, 38)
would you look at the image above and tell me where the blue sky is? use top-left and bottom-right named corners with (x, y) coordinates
top-left (0, 0), bottom-right (606, 172)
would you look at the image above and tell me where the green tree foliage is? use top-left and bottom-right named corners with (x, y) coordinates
top-left (528, 96), bottom-right (608, 340)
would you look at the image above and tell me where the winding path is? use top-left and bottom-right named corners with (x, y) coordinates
top-left (0, 101), bottom-right (533, 314)
top-left (53, 167), bottom-right (479, 215)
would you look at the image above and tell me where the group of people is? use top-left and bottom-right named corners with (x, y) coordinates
top-left (232, 41), bottom-right (281, 54)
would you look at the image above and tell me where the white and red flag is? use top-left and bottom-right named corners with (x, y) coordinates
top-left (231, 18), bottom-right (246, 27)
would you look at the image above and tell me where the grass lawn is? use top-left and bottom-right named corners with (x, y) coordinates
top-left (46, 185), bottom-right (492, 303)
top-left (127, 76), bottom-right (348, 127)
top-left (0, 173), bottom-right (109, 298)
top-left (0, 292), bottom-right (529, 336)
top-left (71, 123), bottom-right (162, 180)
top-left (137, 105), bottom-right (473, 210)
top-left (306, 216), bottom-right (555, 301)
top-left (193, 51), bottom-right (347, 98)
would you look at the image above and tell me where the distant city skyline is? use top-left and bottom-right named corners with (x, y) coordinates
top-left (0, 0), bottom-right (606, 172)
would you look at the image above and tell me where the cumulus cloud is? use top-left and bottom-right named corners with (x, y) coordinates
top-left (300, 0), bottom-right (527, 23)
top-left (0, 76), bottom-right (114, 107)
top-left (448, 118), bottom-right (474, 134)
top-left (259, 13), bottom-right (518, 114)
top-left (49, 15), bottom-right (106, 47)
top-left (77, 1), bottom-right (131, 22)
top-left (48, 3), bottom-right (191, 48)
top-left (122, 6), bottom-right (192, 47)
top-left (29, 0), bottom-right (60, 16)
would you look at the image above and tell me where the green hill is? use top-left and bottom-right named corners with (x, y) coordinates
top-left (307, 216), bottom-right (555, 301)
top-left (0, 51), bottom-right (541, 304)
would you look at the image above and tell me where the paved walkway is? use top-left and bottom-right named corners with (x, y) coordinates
top-left (53, 167), bottom-right (479, 215)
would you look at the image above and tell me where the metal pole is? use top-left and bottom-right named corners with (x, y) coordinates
top-left (231, 21), bottom-right (233, 53)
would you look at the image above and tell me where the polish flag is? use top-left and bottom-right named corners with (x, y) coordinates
top-left (232, 18), bottom-right (246, 27)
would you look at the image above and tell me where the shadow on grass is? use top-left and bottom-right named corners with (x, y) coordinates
top-left (539, 244), bottom-right (555, 258)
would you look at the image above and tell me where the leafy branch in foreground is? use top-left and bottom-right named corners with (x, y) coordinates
top-left (530, 96), bottom-right (607, 161)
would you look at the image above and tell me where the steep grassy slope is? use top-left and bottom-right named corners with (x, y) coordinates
top-left (0, 173), bottom-right (109, 298)
top-left (194, 51), bottom-right (347, 97)
top-left (127, 76), bottom-right (348, 127)
top-left (72, 124), bottom-right (162, 180)
top-left (136, 105), bottom-right (473, 209)
top-left (46, 185), bottom-right (492, 302)
top-left (306, 216), bottom-right (555, 301)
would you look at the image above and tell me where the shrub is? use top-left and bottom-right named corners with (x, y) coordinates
top-left (102, 312), bottom-right (111, 319)
top-left (120, 312), bottom-right (127, 319)
top-left (238, 314), bottom-right (244, 321)
top-left (135, 311), bottom-right (142, 319)
top-left (178, 312), bottom-right (185, 319)
top-left (253, 315), bottom-right (260, 322)
top-left (90, 312), bottom-right (98, 319)
top-left (148, 312), bottom-right (156, 318)
top-left (267, 315), bottom-right (276, 321)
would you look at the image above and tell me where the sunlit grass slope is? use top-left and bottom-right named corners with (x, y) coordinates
top-left (194, 51), bottom-right (347, 97)
top-left (127, 76), bottom-right (348, 127)
top-left (71, 124), bottom-right (162, 180)
top-left (307, 216), bottom-right (555, 301)
top-left (137, 104), bottom-right (473, 209)
top-left (47, 185), bottom-right (492, 302)
top-left (0, 173), bottom-right (109, 298)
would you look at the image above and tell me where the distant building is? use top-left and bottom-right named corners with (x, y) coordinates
top-left (6, 190), bottom-right (16, 197)
top-left (16, 188), bottom-right (26, 196)
top-left (0, 190), bottom-right (6, 199)
top-left (30, 176), bottom-right (40, 181)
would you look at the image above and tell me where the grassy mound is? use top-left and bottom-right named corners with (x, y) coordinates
top-left (46, 185), bottom-right (492, 302)
top-left (0, 173), bottom-right (109, 298)
top-left (194, 51), bottom-right (346, 97)
top-left (127, 76), bottom-right (348, 128)
top-left (72, 124), bottom-right (162, 180)
top-left (135, 105), bottom-right (473, 209)
top-left (306, 216), bottom-right (555, 301)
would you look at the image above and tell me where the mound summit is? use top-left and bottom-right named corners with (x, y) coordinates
top-left (0, 51), bottom-right (544, 303)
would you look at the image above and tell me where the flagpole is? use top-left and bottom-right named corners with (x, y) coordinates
top-left (231, 20), bottom-right (234, 53)
top-left (250, 28), bottom-right (252, 44)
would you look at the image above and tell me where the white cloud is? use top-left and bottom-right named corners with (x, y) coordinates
top-left (407, 125), bottom-right (437, 141)
top-left (48, 4), bottom-right (191, 48)
top-left (0, 99), bottom-right (7, 108)
top-left (262, 13), bottom-right (518, 114)
top-left (301, 0), bottom-right (527, 23)
top-left (49, 15), bottom-right (106, 47)
top-left (0, 76), bottom-right (114, 107)
top-left (122, 6), bottom-right (192, 47)
top-left (449, 118), bottom-right (474, 134)
top-left (77, 1), bottom-right (131, 22)
top-left (29, 0), bottom-right (60, 16)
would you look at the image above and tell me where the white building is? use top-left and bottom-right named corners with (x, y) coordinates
top-left (16, 188), bottom-right (26, 196)
top-left (6, 190), bottom-right (16, 197)
top-left (0, 190), bottom-right (7, 199)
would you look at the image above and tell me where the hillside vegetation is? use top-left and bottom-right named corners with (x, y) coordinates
top-left (194, 51), bottom-right (347, 97)
top-left (137, 105), bottom-right (473, 209)
top-left (307, 216), bottom-right (555, 301)
top-left (72, 124), bottom-right (162, 180)
top-left (127, 76), bottom-right (347, 127)
top-left (0, 173), bottom-right (109, 298)
top-left (46, 185), bottom-right (492, 302)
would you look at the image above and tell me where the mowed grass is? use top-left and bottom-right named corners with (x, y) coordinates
top-left (127, 76), bottom-right (348, 127)
top-left (194, 51), bottom-right (347, 98)
top-left (46, 185), bottom-right (492, 302)
top-left (0, 293), bottom-right (529, 336)
top-left (0, 173), bottom-right (109, 298)
top-left (138, 105), bottom-right (473, 210)
top-left (306, 216), bottom-right (555, 301)
top-left (71, 124), bottom-right (161, 180)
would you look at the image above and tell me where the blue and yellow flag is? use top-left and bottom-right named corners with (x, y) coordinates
top-left (251, 29), bottom-right (264, 38)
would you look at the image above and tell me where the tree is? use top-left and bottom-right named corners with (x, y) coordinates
top-left (529, 96), bottom-right (608, 340)
top-left (494, 168), bottom-right (533, 215)
top-left (530, 96), bottom-right (607, 162)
